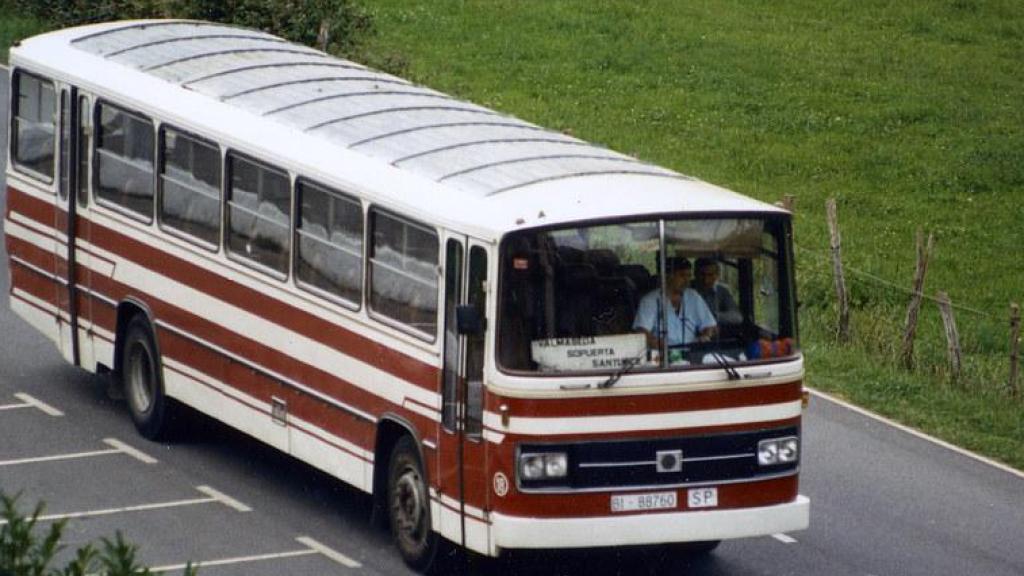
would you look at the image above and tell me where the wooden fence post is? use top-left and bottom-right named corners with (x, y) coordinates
top-left (782, 194), bottom-right (795, 212)
top-left (936, 291), bottom-right (962, 383)
top-left (825, 198), bottom-right (850, 342)
top-left (900, 230), bottom-right (934, 369)
top-left (1010, 303), bottom-right (1021, 398)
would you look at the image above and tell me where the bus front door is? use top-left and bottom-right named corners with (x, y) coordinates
top-left (439, 235), bottom-right (489, 552)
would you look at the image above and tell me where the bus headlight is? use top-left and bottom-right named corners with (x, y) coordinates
top-left (757, 437), bottom-right (799, 466)
top-left (519, 452), bottom-right (568, 480)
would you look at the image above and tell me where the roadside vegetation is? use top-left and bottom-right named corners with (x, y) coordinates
top-left (352, 0), bottom-right (1024, 470)
top-left (0, 493), bottom-right (195, 575)
top-left (0, 1), bottom-right (1020, 470)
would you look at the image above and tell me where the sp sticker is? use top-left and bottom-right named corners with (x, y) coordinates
top-left (493, 472), bottom-right (510, 497)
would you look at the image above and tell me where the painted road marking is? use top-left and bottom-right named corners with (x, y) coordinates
top-left (196, 485), bottom-right (252, 512)
top-left (0, 393), bottom-right (63, 416)
top-left (150, 549), bottom-right (318, 573)
top-left (152, 536), bottom-right (361, 572)
top-left (0, 486), bottom-right (250, 526)
top-left (0, 438), bottom-right (156, 467)
top-left (772, 533), bottom-right (798, 544)
top-left (296, 536), bottom-right (362, 568)
top-left (0, 447), bottom-right (120, 467)
top-left (103, 438), bottom-right (158, 464)
top-left (808, 388), bottom-right (1024, 481)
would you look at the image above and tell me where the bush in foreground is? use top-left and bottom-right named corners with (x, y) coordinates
top-left (0, 493), bottom-right (195, 576)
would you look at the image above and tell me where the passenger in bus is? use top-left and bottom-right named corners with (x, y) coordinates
top-left (693, 257), bottom-right (742, 325)
top-left (632, 257), bottom-right (717, 349)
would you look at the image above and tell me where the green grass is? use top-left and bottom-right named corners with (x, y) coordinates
top-left (361, 0), bottom-right (1024, 469)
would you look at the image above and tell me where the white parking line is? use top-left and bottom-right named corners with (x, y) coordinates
top-left (772, 533), bottom-right (798, 544)
top-left (195, 485), bottom-right (252, 512)
top-left (103, 438), bottom-right (158, 464)
top-left (0, 438), bottom-right (156, 467)
top-left (0, 486), bottom-right (251, 526)
top-left (296, 536), bottom-right (362, 568)
top-left (150, 550), bottom-right (318, 573)
top-left (151, 536), bottom-right (361, 573)
top-left (0, 447), bottom-right (120, 467)
top-left (0, 393), bottom-right (63, 416)
top-left (14, 393), bottom-right (64, 416)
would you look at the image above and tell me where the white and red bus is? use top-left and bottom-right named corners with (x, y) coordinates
top-left (5, 20), bottom-right (808, 570)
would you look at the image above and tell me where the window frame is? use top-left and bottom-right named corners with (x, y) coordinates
top-left (294, 177), bottom-right (365, 311)
top-left (223, 150), bottom-right (292, 281)
top-left (10, 69), bottom-right (57, 184)
top-left (367, 206), bottom-right (441, 343)
top-left (92, 98), bottom-right (156, 224)
top-left (157, 124), bottom-right (223, 252)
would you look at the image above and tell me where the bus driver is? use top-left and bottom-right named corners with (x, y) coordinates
top-left (633, 257), bottom-right (717, 350)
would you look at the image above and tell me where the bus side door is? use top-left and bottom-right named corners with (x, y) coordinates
top-left (54, 86), bottom-right (94, 368)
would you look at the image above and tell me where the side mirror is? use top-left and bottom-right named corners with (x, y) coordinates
top-left (456, 305), bottom-right (485, 336)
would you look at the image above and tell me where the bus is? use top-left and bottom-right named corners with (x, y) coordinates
top-left (5, 20), bottom-right (809, 571)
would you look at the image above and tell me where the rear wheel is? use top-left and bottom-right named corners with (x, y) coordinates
top-left (122, 315), bottom-right (175, 440)
top-left (387, 435), bottom-right (440, 572)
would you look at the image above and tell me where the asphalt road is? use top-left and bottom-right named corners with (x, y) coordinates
top-left (2, 67), bottom-right (1023, 576)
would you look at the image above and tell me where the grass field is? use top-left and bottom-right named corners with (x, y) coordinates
top-left (362, 1), bottom-right (1024, 468)
top-left (2, 2), bottom-right (1021, 468)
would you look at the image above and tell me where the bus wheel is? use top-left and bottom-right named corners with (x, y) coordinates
top-left (387, 435), bottom-right (439, 572)
top-left (122, 315), bottom-right (173, 440)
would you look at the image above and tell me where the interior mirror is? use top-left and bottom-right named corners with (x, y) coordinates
top-left (456, 305), bottom-right (485, 336)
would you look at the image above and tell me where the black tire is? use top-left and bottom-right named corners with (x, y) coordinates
top-left (387, 435), bottom-right (440, 573)
top-left (121, 315), bottom-right (175, 440)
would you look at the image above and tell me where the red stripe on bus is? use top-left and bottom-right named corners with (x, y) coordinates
top-left (493, 380), bottom-right (803, 418)
top-left (493, 475), bottom-right (799, 518)
top-left (6, 227), bottom-right (430, 433)
top-left (7, 185), bottom-right (441, 392)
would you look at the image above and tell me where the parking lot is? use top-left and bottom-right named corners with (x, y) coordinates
top-left (0, 383), bottom-right (375, 574)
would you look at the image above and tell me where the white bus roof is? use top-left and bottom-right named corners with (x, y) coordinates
top-left (12, 20), bottom-right (783, 240)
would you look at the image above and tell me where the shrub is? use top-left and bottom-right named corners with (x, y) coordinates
top-left (0, 493), bottom-right (195, 576)
top-left (13, 0), bottom-right (374, 59)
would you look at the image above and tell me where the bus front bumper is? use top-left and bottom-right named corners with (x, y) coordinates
top-left (489, 495), bottom-right (809, 555)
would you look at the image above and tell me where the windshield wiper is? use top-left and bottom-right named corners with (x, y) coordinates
top-left (599, 350), bottom-right (646, 389)
top-left (709, 351), bottom-right (741, 381)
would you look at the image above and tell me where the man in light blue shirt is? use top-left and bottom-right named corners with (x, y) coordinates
top-left (633, 257), bottom-right (717, 349)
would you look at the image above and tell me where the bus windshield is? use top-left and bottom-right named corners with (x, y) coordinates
top-left (498, 216), bottom-right (797, 375)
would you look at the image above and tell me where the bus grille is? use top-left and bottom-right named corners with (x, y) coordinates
top-left (517, 425), bottom-right (799, 492)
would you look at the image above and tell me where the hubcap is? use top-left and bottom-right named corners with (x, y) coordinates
top-left (393, 466), bottom-right (426, 548)
top-left (127, 342), bottom-right (154, 415)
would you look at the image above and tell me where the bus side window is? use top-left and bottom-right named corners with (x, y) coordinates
top-left (95, 101), bottom-right (154, 220)
top-left (11, 70), bottom-right (57, 181)
top-left (369, 210), bottom-right (439, 340)
top-left (295, 179), bottom-right (363, 306)
top-left (77, 96), bottom-right (90, 207)
top-left (159, 126), bottom-right (222, 247)
top-left (225, 153), bottom-right (290, 275)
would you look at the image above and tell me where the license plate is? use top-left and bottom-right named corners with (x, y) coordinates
top-left (687, 487), bottom-right (718, 508)
top-left (610, 491), bottom-right (677, 513)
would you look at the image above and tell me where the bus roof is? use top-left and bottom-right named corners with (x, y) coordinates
top-left (12, 20), bottom-right (783, 240)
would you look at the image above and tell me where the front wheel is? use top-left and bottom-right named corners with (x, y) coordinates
top-left (387, 436), bottom-right (440, 572)
top-left (122, 315), bottom-right (176, 440)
